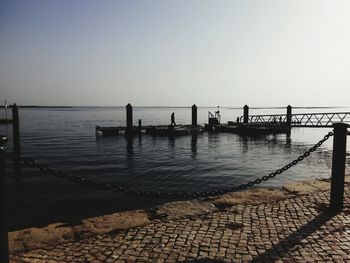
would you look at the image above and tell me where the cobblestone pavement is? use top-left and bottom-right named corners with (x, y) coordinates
top-left (12, 184), bottom-right (350, 262)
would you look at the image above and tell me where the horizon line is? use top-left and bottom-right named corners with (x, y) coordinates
top-left (0, 105), bottom-right (346, 109)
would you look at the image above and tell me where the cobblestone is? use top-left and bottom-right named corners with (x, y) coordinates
top-left (11, 184), bottom-right (350, 262)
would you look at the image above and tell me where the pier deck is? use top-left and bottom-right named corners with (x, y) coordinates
top-left (209, 123), bottom-right (291, 135)
top-left (96, 124), bottom-right (204, 136)
top-left (96, 123), bottom-right (290, 136)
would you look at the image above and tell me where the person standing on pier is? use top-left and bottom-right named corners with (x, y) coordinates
top-left (171, 112), bottom-right (176, 126)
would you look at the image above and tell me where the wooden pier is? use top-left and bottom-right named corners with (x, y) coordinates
top-left (96, 104), bottom-right (350, 137)
top-left (96, 104), bottom-right (203, 137)
top-left (96, 125), bottom-right (203, 136)
top-left (96, 104), bottom-right (291, 137)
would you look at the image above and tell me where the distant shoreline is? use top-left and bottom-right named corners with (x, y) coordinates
top-left (0, 105), bottom-right (345, 109)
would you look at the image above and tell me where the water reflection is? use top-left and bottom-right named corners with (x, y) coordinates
top-left (126, 136), bottom-right (134, 169)
top-left (168, 136), bottom-right (175, 150)
top-left (208, 133), bottom-right (220, 148)
top-left (126, 136), bottom-right (134, 157)
top-left (239, 136), bottom-right (249, 154)
top-left (138, 134), bottom-right (142, 148)
top-left (237, 134), bottom-right (296, 157)
top-left (286, 135), bottom-right (292, 147)
top-left (191, 134), bottom-right (197, 160)
top-left (93, 130), bottom-right (335, 194)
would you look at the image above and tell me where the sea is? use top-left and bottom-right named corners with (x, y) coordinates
top-left (1, 106), bottom-right (349, 230)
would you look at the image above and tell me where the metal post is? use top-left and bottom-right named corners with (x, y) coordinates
top-left (192, 104), bottom-right (197, 126)
top-left (243, 105), bottom-right (249, 124)
top-left (286, 105), bottom-right (292, 128)
top-left (0, 136), bottom-right (9, 263)
top-left (330, 123), bottom-right (348, 212)
top-left (126, 103), bottom-right (133, 136)
top-left (12, 104), bottom-right (21, 165)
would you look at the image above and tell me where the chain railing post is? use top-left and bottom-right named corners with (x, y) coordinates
top-left (0, 135), bottom-right (9, 263)
top-left (330, 123), bottom-right (348, 212)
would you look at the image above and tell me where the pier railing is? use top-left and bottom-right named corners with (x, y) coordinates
top-left (243, 112), bottom-right (350, 128)
top-left (208, 110), bottom-right (221, 126)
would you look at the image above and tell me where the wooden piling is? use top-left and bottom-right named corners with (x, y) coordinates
top-left (0, 136), bottom-right (9, 263)
top-left (126, 103), bottom-right (133, 136)
top-left (330, 123), bottom-right (348, 212)
top-left (286, 105), bottom-right (292, 128)
top-left (12, 104), bottom-right (21, 164)
top-left (192, 104), bottom-right (197, 126)
top-left (243, 105), bottom-right (249, 124)
top-left (138, 119), bottom-right (142, 134)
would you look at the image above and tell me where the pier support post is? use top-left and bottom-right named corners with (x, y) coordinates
top-left (126, 103), bottom-right (133, 136)
top-left (12, 104), bottom-right (21, 166)
top-left (286, 105), bottom-right (292, 128)
top-left (0, 136), bottom-right (9, 263)
top-left (330, 123), bottom-right (348, 212)
top-left (138, 119), bottom-right (142, 134)
top-left (192, 104), bottom-right (197, 126)
top-left (243, 105), bottom-right (249, 124)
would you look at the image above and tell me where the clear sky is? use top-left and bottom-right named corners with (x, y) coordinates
top-left (1, 0), bottom-right (349, 107)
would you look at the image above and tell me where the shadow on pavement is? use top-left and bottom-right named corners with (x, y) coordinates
top-left (251, 209), bottom-right (336, 262)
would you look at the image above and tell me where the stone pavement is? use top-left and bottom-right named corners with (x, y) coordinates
top-left (11, 183), bottom-right (350, 262)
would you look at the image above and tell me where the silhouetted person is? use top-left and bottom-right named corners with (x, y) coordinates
top-left (171, 112), bottom-right (176, 125)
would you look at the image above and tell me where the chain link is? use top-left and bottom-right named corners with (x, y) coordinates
top-left (6, 131), bottom-right (334, 199)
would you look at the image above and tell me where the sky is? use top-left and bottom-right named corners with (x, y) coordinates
top-left (1, 0), bottom-right (350, 107)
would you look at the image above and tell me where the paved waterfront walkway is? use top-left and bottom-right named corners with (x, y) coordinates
top-left (11, 184), bottom-right (350, 262)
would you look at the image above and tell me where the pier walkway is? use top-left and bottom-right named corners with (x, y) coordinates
top-left (11, 179), bottom-right (350, 262)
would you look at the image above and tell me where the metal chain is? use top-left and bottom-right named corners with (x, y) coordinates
top-left (7, 131), bottom-right (334, 199)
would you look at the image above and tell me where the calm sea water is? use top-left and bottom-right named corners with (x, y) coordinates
top-left (1, 106), bottom-right (349, 229)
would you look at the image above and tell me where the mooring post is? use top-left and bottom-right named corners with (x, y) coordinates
top-left (12, 104), bottom-right (21, 165)
top-left (0, 136), bottom-right (9, 263)
top-left (126, 103), bottom-right (133, 136)
top-left (243, 105), bottom-right (249, 124)
top-left (286, 105), bottom-right (292, 128)
top-left (138, 119), bottom-right (142, 134)
top-left (192, 104), bottom-right (197, 126)
top-left (330, 123), bottom-right (348, 212)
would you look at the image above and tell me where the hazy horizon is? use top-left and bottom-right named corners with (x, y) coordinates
top-left (0, 104), bottom-right (345, 109)
top-left (1, 0), bottom-right (350, 107)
